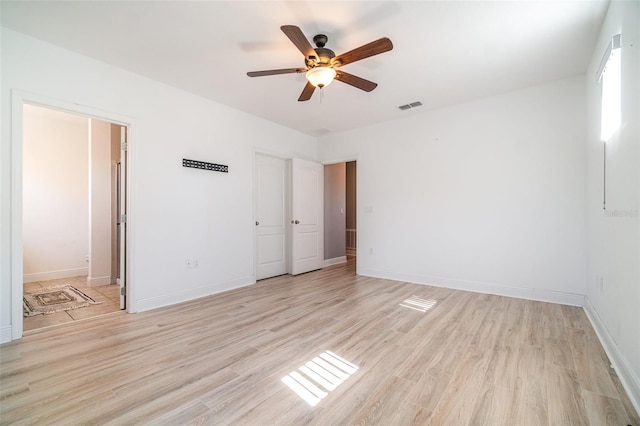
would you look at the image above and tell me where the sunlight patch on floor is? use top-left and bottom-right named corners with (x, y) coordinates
top-left (399, 295), bottom-right (437, 313)
top-left (281, 350), bottom-right (359, 407)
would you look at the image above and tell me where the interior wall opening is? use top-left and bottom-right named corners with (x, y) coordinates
top-left (323, 160), bottom-right (356, 270)
top-left (22, 104), bottom-right (127, 332)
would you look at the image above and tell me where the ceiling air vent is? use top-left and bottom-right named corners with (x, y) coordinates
top-left (398, 101), bottom-right (423, 111)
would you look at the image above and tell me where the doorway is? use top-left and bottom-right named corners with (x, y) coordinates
top-left (323, 161), bottom-right (357, 268)
top-left (21, 104), bottom-right (128, 332)
top-left (345, 161), bottom-right (357, 260)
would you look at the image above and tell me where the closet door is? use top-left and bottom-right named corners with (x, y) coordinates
top-left (255, 154), bottom-right (287, 280)
top-left (290, 158), bottom-right (323, 275)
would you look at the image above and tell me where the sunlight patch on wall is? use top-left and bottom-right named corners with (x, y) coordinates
top-left (281, 350), bottom-right (359, 406)
top-left (399, 296), bottom-right (437, 312)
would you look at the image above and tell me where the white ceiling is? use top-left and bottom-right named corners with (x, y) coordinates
top-left (1, 1), bottom-right (608, 136)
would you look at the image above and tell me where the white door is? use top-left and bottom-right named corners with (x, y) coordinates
top-left (117, 127), bottom-right (127, 309)
top-left (291, 158), bottom-right (323, 275)
top-left (255, 154), bottom-right (287, 280)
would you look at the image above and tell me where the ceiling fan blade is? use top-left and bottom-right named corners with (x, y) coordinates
top-left (281, 25), bottom-right (318, 62)
top-left (298, 81), bottom-right (316, 101)
top-left (332, 37), bottom-right (393, 67)
top-left (247, 68), bottom-right (306, 77)
top-left (335, 70), bottom-right (378, 92)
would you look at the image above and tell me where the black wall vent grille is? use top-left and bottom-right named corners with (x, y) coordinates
top-left (182, 158), bottom-right (228, 173)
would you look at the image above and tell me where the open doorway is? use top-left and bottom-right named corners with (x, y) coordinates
top-left (323, 161), bottom-right (357, 269)
top-left (22, 105), bottom-right (127, 332)
top-left (345, 161), bottom-right (357, 260)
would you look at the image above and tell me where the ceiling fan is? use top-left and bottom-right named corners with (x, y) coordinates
top-left (247, 25), bottom-right (393, 101)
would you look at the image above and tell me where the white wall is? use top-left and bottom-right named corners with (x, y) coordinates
top-left (324, 162), bottom-right (346, 261)
top-left (585, 0), bottom-right (640, 411)
top-left (1, 28), bottom-right (317, 340)
top-left (88, 118), bottom-right (112, 286)
top-left (319, 76), bottom-right (588, 305)
top-left (22, 105), bottom-right (89, 282)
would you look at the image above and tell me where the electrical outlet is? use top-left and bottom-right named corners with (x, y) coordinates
top-left (193, 259), bottom-right (199, 268)
top-left (85, 254), bottom-right (89, 263)
top-left (185, 259), bottom-right (193, 269)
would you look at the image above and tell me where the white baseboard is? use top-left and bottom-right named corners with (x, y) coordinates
top-left (0, 325), bottom-right (12, 344)
top-left (324, 256), bottom-right (347, 267)
top-left (359, 268), bottom-right (585, 306)
top-left (135, 276), bottom-right (255, 313)
top-left (23, 267), bottom-right (88, 283)
top-left (88, 276), bottom-right (112, 286)
top-left (583, 296), bottom-right (640, 415)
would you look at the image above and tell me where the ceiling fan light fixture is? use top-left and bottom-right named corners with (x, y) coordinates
top-left (248, 25), bottom-right (393, 101)
top-left (306, 66), bottom-right (336, 88)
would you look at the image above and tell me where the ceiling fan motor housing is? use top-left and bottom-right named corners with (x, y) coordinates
top-left (304, 34), bottom-right (335, 67)
top-left (314, 47), bottom-right (335, 64)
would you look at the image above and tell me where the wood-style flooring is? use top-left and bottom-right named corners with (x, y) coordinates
top-left (1, 259), bottom-right (638, 425)
top-left (23, 276), bottom-right (121, 332)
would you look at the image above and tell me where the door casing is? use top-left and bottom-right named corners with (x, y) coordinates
top-left (322, 156), bottom-right (360, 275)
top-left (9, 90), bottom-right (135, 341)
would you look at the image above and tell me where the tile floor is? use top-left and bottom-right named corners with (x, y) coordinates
top-left (23, 276), bottom-right (122, 332)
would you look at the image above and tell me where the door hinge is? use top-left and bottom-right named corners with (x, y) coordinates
top-left (120, 287), bottom-right (126, 296)
top-left (121, 214), bottom-right (127, 224)
top-left (121, 142), bottom-right (128, 151)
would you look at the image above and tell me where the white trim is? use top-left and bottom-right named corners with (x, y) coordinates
top-left (0, 326), bottom-right (13, 344)
top-left (321, 155), bottom-right (358, 166)
top-left (583, 296), bottom-right (640, 415)
top-left (324, 256), bottom-right (347, 267)
top-left (87, 276), bottom-right (112, 287)
top-left (11, 91), bottom-right (25, 340)
top-left (135, 277), bottom-right (255, 313)
top-left (23, 267), bottom-right (88, 283)
top-left (9, 90), bottom-right (136, 341)
top-left (359, 268), bottom-right (585, 306)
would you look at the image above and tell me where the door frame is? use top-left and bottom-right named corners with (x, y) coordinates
top-left (10, 90), bottom-right (136, 340)
top-left (321, 156), bottom-right (360, 275)
top-left (251, 149), bottom-right (358, 279)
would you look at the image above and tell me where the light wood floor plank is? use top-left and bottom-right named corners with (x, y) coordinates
top-left (1, 259), bottom-right (637, 425)
top-left (423, 343), bottom-right (493, 425)
top-left (545, 364), bottom-right (590, 425)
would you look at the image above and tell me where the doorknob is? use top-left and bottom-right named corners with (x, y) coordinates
top-left (255, 221), bottom-right (259, 226)
top-left (292, 220), bottom-right (300, 224)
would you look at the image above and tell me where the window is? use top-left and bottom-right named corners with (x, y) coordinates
top-left (598, 34), bottom-right (622, 142)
